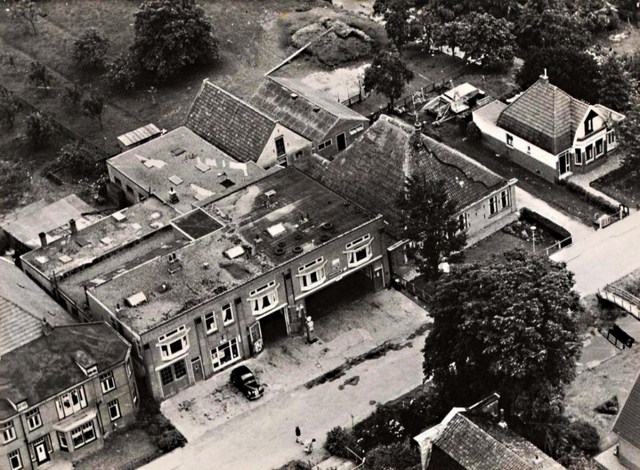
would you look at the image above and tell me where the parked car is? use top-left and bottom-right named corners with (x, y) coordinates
top-left (230, 365), bottom-right (264, 400)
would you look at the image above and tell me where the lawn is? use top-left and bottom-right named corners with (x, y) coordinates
top-left (74, 426), bottom-right (159, 470)
top-left (592, 165), bottom-right (640, 209)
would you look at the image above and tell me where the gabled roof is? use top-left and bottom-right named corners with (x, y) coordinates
top-left (431, 413), bottom-right (565, 470)
top-left (185, 80), bottom-right (278, 164)
top-left (497, 78), bottom-right (590, 155)
top-left (249, 76), bottom-right (368, 142)
top-left (614, 371), bottom-right (640, 449)
top-left (0, 323), bottom-right (129, 420)
top-left (0, 259), bottom-right (73, 356)
top-left (297, 115), bottom-right (507, 238)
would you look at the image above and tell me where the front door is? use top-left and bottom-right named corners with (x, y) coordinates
top-left (373, 266), bottom-right (385, 291)
top-left (248, 322), bottom-right (263, 355)
top-left (558, 154), bottom-right (568, 175)
top-left (337, 133), bottom-right (347, 151)
top-left (35, 441), bottom-right (50, 464)
top-left (191, 357), bottom-right (204, 382)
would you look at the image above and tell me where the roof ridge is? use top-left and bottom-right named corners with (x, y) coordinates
top-left (267, 76), bottom-right (343, 121)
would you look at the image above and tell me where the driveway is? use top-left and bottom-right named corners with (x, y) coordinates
top-left (142, 333), bottom-right (426, 470)
top-left (552, 211), bottom-right (640, 295)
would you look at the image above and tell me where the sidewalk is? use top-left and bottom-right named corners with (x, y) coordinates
top-left (516, 187), bottom-right (594, 242)
top-left (568, 154), bottom-right (627, 210)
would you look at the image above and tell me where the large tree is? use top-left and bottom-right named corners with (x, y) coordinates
top-left (0, 89), bottom-right (20, 129)
top-left (616, 93), bottom-right (640, 171)
top-left (363, 48), bottom-right (414, 110)
top-left (8, 0), bottom-right (45, 35)
top-left (73, 28), bottom-right (109, 70)
top-left (423, 249), bottom-right (582, 424)
top-left (130, 0), bottom-right (219, 83)
top-left (596, 55), bottom-right (636, 113)
top-left (453, 13), bottom-right (516, 70)
top-left (24, 112), bottom-right (53, 148)
top-left (397, 134), bottom-right (466, 279)
top-left (28, 61), bottom-right (53, 94)
top-left (374, 0), bottom-right (420, 49)
top-left (517, 47), bottom-right (601, 104)
top-left (515, 9), bottom-right (592, 51)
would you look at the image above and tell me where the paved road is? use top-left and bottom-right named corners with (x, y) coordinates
top-left (141, 337), bottom-right (425, 470)
top-left (552, 211), bottom-right (640, 295)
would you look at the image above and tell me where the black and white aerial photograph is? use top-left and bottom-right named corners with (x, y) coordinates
top-left (0, 0), bottom-right (639, 469)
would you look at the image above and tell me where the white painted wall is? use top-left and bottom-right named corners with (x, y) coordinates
top-left (256, 124), bottom-right (311, 169)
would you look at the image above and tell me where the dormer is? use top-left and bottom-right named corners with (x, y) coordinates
top-left (70, 349), bottom-right (98, 377)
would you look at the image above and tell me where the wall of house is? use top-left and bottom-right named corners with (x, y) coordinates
top-left (461, 182), bottom-right (519, 244)
top-left (90, 217), bottom-right (388, 401)
top-left (619, 438), bottom-right (640, 470)
top-left (106, 164), bottom-right (148, 206)
top-left (256, 124), bottom-right (311, 169)
top-left (0, 360), bottom-right (137, 470)
top-left (571, 111), bottom-right (615, 174)
top-left (315, 119), bottom-right (369, 159)
top-left (473, 111), bottom-right (558, 182)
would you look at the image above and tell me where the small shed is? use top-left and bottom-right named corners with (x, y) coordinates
top-left (117, 124), bottom-right (162, 150)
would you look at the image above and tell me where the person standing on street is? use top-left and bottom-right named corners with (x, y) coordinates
top-left (295, 426), bottom-right (301, 444)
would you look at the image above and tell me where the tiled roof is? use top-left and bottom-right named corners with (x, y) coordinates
top-left (614, 372), bottom-right (640, 449)
top-left (432, 414), bottom-right (564, 470)
top-left (497, 79), bottom-right (589, 155)
top-left (249, 76), bottom-right (368, 142)
top-left (297, 115), bottom-right (507, 238)
top-left (185, 80), bottom-right (277, 163)
top-left (0, 323), bottom-right (129, 419)
top-left (0, 259), bottom-right (73, 356)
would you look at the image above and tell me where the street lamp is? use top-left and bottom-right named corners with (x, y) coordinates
top-left (531, 225), bottom-right (537, 253)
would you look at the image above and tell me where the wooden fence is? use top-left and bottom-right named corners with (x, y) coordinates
top-left (543, 235), bottom-right (573, 256)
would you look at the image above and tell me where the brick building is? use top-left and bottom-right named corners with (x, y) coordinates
top-left (85, 167), bottom-right (389, 401)
top-left (0, 323), bottom-right (137, 469)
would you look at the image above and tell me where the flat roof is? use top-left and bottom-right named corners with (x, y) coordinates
top-left (1, 194), bottom-right (98, 248)
top-left (90, 167), bottom-right (377, 334)
top-left (22, 197), bottom-right (179, 277)
top-left (108, 126), bottom-right (269, 214)
top-left (172, 208), bottom-right (223, 240)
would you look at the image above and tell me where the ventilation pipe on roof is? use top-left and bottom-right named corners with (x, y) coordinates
top-left (290, 93), bottom-right (298, 100)
top-left (168, 187), bottom-right (179, 204)
top-left (39, 232), bottom-right (48, 248)
top-left (540, 68), bottom-right (549, 83)
top-left (69, 218), bottom-right (77, 235)
top-left (41, 318), bottom-right (53, 336)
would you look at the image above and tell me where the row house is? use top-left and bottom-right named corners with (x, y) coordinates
top-left (0, 323), bottom-right (137, 469)
top-left (85, 167), bottom-right (389, 401)
top-left (249, 75), bottom-right (371, 160)
top-left (296, 114), bottom-right (518, 275)
top-left (186, 80), bottom-right (312, 169)
top-left (473, 72), bottom-right (624, 182)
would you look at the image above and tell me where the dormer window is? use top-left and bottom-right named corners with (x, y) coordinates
top-left (585, 117), bottom-right (594, 134)
top-left (157, 325), bottom-right (189, 361)
top-left (55, 386), bottom-right (87, 419)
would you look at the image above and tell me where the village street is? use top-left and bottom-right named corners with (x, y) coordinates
top-left (140, 335), bottom-right (425, 470)
top-left (552, 211), bottom-right (640, 295)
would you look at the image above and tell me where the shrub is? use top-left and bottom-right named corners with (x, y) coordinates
top-left (325, 426), bottom-right (362, 459)
top-left (73, 28), bottom-right (109, 69)
top-left (24, 112), bottom-right (53, 148)
top-left (155, 428), bottom-right (187, 452)
top-left (106, 53), bottom-right (139, 91)
top-left (365, 441), bottom-right (421, 470)
top-left (465, 121), bottom-right (481, 140)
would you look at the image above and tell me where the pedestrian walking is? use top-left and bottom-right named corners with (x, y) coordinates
top-left (295, 426), bottom-right (301, 444)
top-left (304, 438), bottom-right (316, 454)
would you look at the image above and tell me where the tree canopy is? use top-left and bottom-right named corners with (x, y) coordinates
top-left (423, 249), bottom-right (582, 424)
top-left (449, 13), bottom-right (516, 69)
top-left (615, 93), bottom-right (640, 171)
top-left (130, 0), bottom-right (219, 83)
top-left (25, 112), bottom-right (53, 148)
top-left (73, 28), bottom-right (109, 70)
top-left (596, 55), bottom-right (636, 113)
top-left (398, 135), bottom-right (466, 279)
top-left (363, 48), bottom-right (414, 109)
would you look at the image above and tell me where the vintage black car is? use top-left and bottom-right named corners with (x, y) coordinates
top-left (230, 365), bottom-right (264, 400)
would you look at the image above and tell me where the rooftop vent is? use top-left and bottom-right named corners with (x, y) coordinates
top-left (75, 236), bottom-right (91, 248)
top-left (100, 237), bottom-right (113, 245)
top-left (267, 223), bottom-right (286, 238)
top-left (195, 161), bottom-right (210, 173)
top-left (224, 246), bottom-right (245, 259)
top-left (69, 219), bottom-right (77, 235)
top-left (112, 211), bottom-right (127, 222)
top-left (168, 175), bottom-right (184, 186)
top-left (321, 222), bottom-right (334, 231)
top-left (220, 178), bottom-right (235, 188)
top-left (150, 212), bottom-right (162, 220)
top-left (35, 256), bottom-right (49, 266)
top-left (58, 254), bottom-right (73, 264)
top-left (202, 262), bottom-right (210, 270)
top-left (170, 147), bottom-right (186, 157)
top-left (292, 246), bottom-right (303, 254)
top-left (125, 291), bottom-right (147, 308)
top-left (265, 189), bottom-right (277, 199)
top-left (274, 247), bottom-right (286, 256)
top-left (168, 187), bottom-right (179, 204)
top-left (290, 93), bottom-right (298, 100)
top-left (313, 106), bottom-right (320, 113)
top-left (39, 232), bottom-right (48, 248)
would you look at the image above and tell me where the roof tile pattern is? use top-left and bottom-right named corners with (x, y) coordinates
top-left (497, 79), bottom-right (589, 155)
top-left (298, 115), bottom-right (506, 238)
top-left (186, 80), bottom-right (277, 163)
top-left (614, 372), bottom-right (640, 449)
top-left (249, 76), bottom-right (368, 142)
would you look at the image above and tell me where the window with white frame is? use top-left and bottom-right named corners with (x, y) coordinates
top-left (158, 325), bottom-right (189, 361)
top-left (107, 399), bottom-right (121, 421)
top-left (8, 450), bottom-right (22, 470)
top-left (249, 281), bottom-right (279, 316)
top-left (595, 138), bottom-right (603, 156)
top-left (345, 234), bottom-right (373, 268)
top-left (71, 422), bottom-right (96, 449)
top-left (585, 117), bottom-right (594, 134)
top-left (25, 408), bottom-right (42, 431)
top-left (100, 371), bottom-right (116, 394)
top-left (318, 139), bottom-right (332, 150)
top-left (349, 124), bottom-right (364, 135)
top-left (586, 144), bottom-right (594, 162)
top-left (211, 337), bottom-right (241, 371)
top-left (159, 360), bottom-right (187, 386)
top-left (57, 431), bottom-right (68, 451)
top-left (55, 386), bottom-right (87, 419)
top-left (501, 190), bottom-right (510, 210)
top-left (1, 420), bottom-right (16, 444)
top-left (297, 258), bottom-right (327, 291)
top-left (127, 360), bottom-right (133, 378)
top-left (506, 134), bottom-right (513, 147)
top-left (204, 312), bottom-right (217, 334)
top-left (222, 304), bottom-right (234, 325)
top-left (458, 213), bottom-right (469, 231)
top-left (607, 132), bottom-right (615, 144)
top-left (575, 148), bottom-right (582, 165)
top-left (489, 190), bottom-right (510, 216)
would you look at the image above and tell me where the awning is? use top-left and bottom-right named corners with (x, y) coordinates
top-left (53, 408), bottom-right (97, 432)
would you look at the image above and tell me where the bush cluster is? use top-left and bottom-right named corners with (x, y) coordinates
top-left (138, 398), bottom-right (187, 453)
top-left (558, 179), bottom-right (619, 214)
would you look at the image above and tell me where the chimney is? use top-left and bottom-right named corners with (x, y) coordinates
top-left (168, 187), bottom-right (179, 204)
top-left (39, 232), bottom-right (48, 247)
top-left (41, 318), bottom-right (53, 336)
top-left (498, 409), bottom-right (507, 428)
top-left (69, 218), bottom-right (77, 235)
top-left (540, 68), bottom-right (549, 83)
